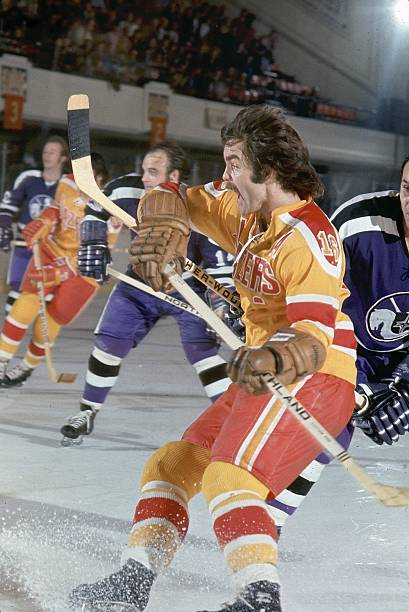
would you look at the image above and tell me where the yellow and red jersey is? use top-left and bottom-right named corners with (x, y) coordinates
top-left (182, 181), bottom-right (356, 386)
top-left (35, 174), bottom-right (120, 278)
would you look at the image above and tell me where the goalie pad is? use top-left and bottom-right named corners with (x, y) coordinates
top-left (227, 327), bottom-right (326, 395)
top-left (129, 184), bottom-right (190, 291)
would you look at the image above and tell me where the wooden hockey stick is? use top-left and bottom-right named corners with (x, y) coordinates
top-left (107, 266), bottom-right (202, 318)
top-left (67, 93), bottom-right (409, 507)
top-left (67, 96), bottom-right (240, 310)
top-left (32, 242), bottom-right (77, 384)
top-left (184, 258), bottom-right (241, 309)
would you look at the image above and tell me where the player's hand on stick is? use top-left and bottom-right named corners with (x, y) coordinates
top-left (128, 184), bottom-right (190, 292)
top-left (78, 217), bottom-right (111, 283)
top-left (353, 381), bottom-right (409, 445)
top-left (23, 208), bottom-right (58, 248)
top-left (77, 242), bottom-right (111, 283)
top-left (0, 214), bottom-right (13, 251)
top-left (227, 327), bottom-right (326, 395)
top-left (26, 257), bottom-right (76, 289)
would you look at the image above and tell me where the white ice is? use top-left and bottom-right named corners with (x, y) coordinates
top-left (0, 283), bottom-right (408, 612)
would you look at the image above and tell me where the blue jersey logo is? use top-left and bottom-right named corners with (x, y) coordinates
top-left (366, 292), bottom-right (409, 346)
top-left (28, 194), bottom-right (53, 219)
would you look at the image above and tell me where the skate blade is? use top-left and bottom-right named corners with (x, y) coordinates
top-left (79, 600), bottom-right (140, 611)
top-left (61, 435), bottom-right (84, 447)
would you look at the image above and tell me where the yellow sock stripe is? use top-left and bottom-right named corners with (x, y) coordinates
top-left (225, 539), bottom-right (278, 572)
top-left (128, 523), bottom-right (180, 567)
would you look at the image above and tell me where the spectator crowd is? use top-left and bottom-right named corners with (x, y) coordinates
top-left (0, 0), bottom-right (359, 124)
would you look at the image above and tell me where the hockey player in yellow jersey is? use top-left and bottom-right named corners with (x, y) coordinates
top-left (69, 106), bottom-right (357, 612)
top-left (0, 153), bottom-right (113, 386)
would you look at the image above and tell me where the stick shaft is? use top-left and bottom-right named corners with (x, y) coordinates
top-left (107, 266), bottom-right (203, 318)
top-left (32, 242), bottom-right (58, 382)
top-left (184, 258), bottom-right (240, 308)
top-left (163, 265), bottom-right (390, 500)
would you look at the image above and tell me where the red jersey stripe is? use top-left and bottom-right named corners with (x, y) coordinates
top-left (287, 301), bottom-right (337, 328)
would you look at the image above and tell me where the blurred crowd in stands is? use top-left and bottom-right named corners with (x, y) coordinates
top-left (1, 0), bottom-right (361, 125)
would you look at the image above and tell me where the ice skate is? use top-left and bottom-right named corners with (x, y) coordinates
top-left (197, 581), bottom-right (282, 612)
top-left (3, 361), bottom-right (33, 387)
top-left (60, 403), bottom-right (98, 447)
top-left (68, 558), bottom-right (155, 611)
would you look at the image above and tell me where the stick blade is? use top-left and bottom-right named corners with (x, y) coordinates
top-left (376, 484), bottom-right (409, 507)
top-left (56, 372), bottom-right (78, 384)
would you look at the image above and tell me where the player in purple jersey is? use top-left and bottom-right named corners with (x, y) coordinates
top-left (264, 156), bottom-right (409, 534)
top-left (0, 136), bottom-right (68, 314)
top-left (330, 155), bottom-right (409, 446)
top-left (59, 142), bottom-right (233, 444)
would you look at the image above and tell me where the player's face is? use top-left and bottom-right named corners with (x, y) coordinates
top-left (222, 142), bottom-right (268, 217)
top-left (142, 151), bottom-right (179, 190)
top-left (42, 142), bottom-right (66, 171)
top-left (400, 161), bottom-right (409, 231)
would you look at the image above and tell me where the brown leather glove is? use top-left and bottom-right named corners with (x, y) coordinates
top-left (129, 186), bottom-right (190, 291)
top-left (227, 327), bottom-right (326, 395)
top-left (23, 206), bottom-right (58, 248)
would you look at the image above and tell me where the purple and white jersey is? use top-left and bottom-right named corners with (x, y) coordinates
top-left (331, 190), bottom-right (409, 355)
top-left (0, 169), bottom-right (60, 236)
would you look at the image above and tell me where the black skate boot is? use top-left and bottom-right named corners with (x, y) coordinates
top-left (3, 361), bottom-right (33, 387)
top-left (68, 558), bottom-right (156, 611)
top-left (197, 581), bottom-right (282, 612)
top-left (60, 403), bottom-right (98, 447)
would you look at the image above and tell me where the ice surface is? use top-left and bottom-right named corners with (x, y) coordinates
top-left (0, 290), bottom-right (408, 612)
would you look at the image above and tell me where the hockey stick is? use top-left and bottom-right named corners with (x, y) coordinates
top-left (12, 240), bottom-right (130, 256)
top-left (67, 94), bottom-right (409, 506)
top-left (107, 266), bottom-right (202, 318)
top-left (184, 258), bottom-right (241, 309)
top-left (32, 242), bottom-right (77, 384)
top-left (67, 96), bottom-right (240, 310)
top-left (163, 266), bottom-right (409, 507)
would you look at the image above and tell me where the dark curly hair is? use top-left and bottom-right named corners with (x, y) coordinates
top-left (221, 105), bottom-right (323, 200)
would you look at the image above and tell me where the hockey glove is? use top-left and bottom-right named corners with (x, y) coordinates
top-left (23, 207), bottom-right (59, 248)
top-left (353, 381), bottom-right (409, 445)
top-left (77, 242), bottom-right (111, 283)
top-left (26, 257), bottom-right (76, 289)
top-left (128, 184), bottom-right (190, 292)
top-left (77, 217), bottom-right (111, 283)
top-left (227, 327), bottom-right (326, 395)
top-left (0, 213), bottom-right (13, 251)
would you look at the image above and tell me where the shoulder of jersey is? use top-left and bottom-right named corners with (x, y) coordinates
top-left (13, 168), bottom-right (42, 188)
top-left (277, 200), bottom-right (342, 270)
top-left (104, 173), bottom-right (144, 199)
top-left (330, 190), bottom-right (399, 238)
top-left (201, 180), bottom-right (237, 199)
top-left (278, 200), bottom-right (336, 239)
top-left (59, 174), bottom-right (77, 190)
